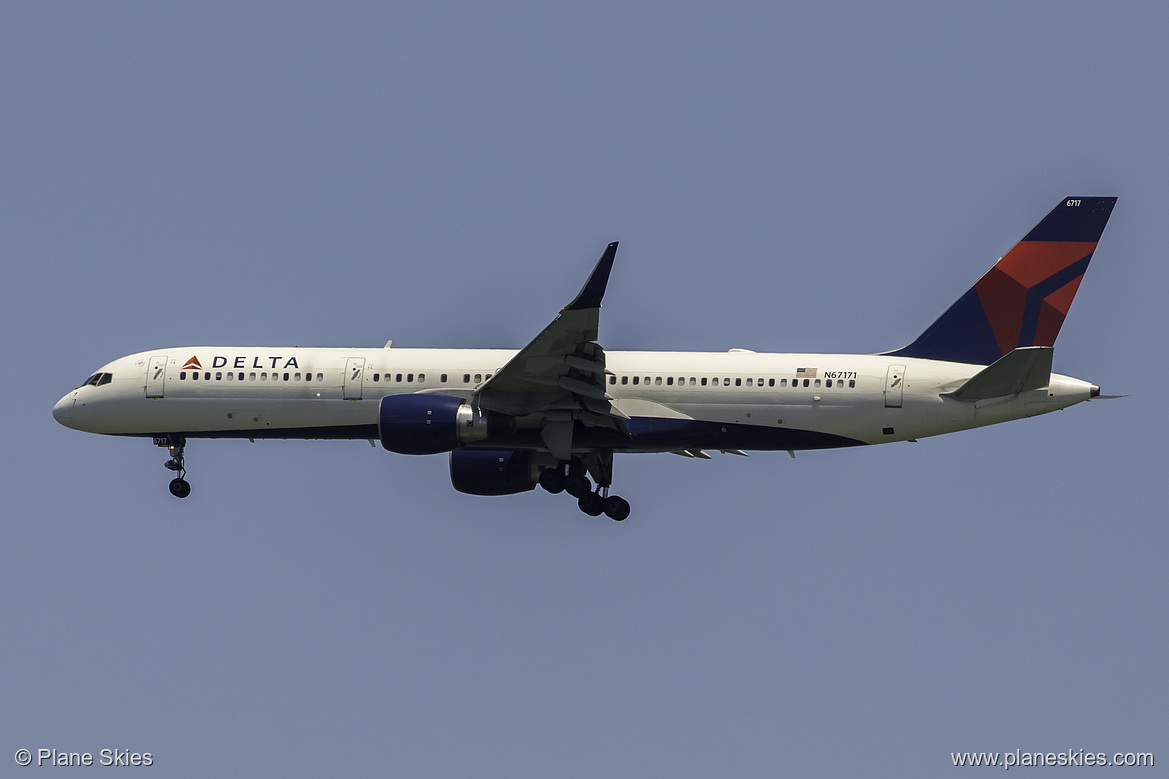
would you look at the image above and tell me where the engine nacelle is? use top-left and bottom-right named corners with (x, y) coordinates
top-left (378, 394), bottom-right (515, 455)
top-left (449, 449), bottom-right (539, 495)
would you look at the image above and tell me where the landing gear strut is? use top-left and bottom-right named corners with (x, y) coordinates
top-left (539, 452), bottom-right (630, 521)
top-left (156, 435), bottom-right (191, 498)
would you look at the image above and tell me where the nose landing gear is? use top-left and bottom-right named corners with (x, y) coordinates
top-left (155, 435), bottom-right (191, 498)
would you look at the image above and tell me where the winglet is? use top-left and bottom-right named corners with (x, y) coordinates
top-left (564, 242), bottom-right (618, 311)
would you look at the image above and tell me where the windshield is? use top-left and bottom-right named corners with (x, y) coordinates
top-left (79, 373), bottom-right (113, 388)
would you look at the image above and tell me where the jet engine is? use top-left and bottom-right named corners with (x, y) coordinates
top-left (448, 449), bottom-right (541, 495)
top-left (378, 394), bottom-right (515, 455)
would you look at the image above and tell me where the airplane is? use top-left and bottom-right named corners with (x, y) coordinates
top-left (53, 196), bottom-right (1117, 521)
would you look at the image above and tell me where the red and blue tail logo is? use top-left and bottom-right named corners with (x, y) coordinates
top-left (888, 196), bottom-right (1116, 365)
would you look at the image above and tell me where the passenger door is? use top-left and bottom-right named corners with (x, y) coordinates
top-left (146, 355), bottom-right (168, 398)
top-left (884, 364), bottom-right (905, 408)
top-left (343, 357), bottom-right (365, 400)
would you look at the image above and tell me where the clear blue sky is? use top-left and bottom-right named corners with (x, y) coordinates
top-left (3, 3), bottom-right (1164, 776)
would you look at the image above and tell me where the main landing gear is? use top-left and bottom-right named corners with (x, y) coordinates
top-left (538, 453), bottom-right (630, 521)
top-left (155, 435), bottom-right (191, 498)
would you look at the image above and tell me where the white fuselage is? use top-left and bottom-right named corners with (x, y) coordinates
top-left (52, 346), bottom-right (1096, 452)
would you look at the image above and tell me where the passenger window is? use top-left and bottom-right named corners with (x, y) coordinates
top-left (227, 372), bottom-right (234, 381)
top-left (239, 373), bottom-right (245, 381)
top-left (249, 372), bottom-right (256, 381)
top-left (204, 372), bottom-right (210, 380)
top-left (441, 374), bottom-right (448, 383)
top-left (180, 372), bottom-right (186, 380)
top-left (803, 379), bottom-right (810, 387)
top-left (621, 376), bottom-right (628, 385)
top-left (407, 373), bottom-right (413, 383)
top-left (260, 373), bottom-right (267, 381)
top-left (216, 372), bottom-right (222, 381)
top-left (826, 379), bottom-right (833, 387)
top-left (849, 379), bottom-right (856, 388)
top-left (735, 378), bottom-right (742, 386)
top-left (294, 373), bottom-right (300, 381)
top-left (632, 376), bottom-right (639, 385)
top-left (316, 373), bottom-right (323, 382)
top-left (283, 372), bottom-right (289, 381)
top-left (666, 377), bottom-right (673, 386)
top-left (815, 379), bottom-right (821, 387)
top-left (418, 373), bottom-right (425, 382)
top-left (475, 374), bottom-right (482, 383)
top-left (769, 378), bottom-right (776, 387)
top-left (192, 372), bottom-right (199, 381)
top-left (689, 377), bottom-right (696, 386)
top-left (373, 373), bottom-right (380, 382)
top-left (746, 378), bottom-right (753, 386)
top-left (463, 374), bottom-right (471, 383)
top-left (701, 377), bottom-right (707, 386)
top-left (655, 377), bottom-right (662, 385)
top-left (609, 376), bottom-right (617, 385)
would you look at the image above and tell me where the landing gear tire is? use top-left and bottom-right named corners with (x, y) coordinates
top-left (603, 495), bottom-right (630, 521)
top-left (157, 435), bottom-right (190, 499)
top-left (539, 468), bottom-right (565, 494)
top-left (564, 474), bottom-right (592, 498)
top-left (578, 492), bottom-right (605, 517)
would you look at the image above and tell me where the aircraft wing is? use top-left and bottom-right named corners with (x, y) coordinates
top-left (474, 243), bottom-right (628, 458)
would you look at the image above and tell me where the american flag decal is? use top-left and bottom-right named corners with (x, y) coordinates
top-left (796, 367), bottom-right (817, 378)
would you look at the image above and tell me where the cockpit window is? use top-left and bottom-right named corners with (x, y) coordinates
top-left (80, 372), bottom-right (113, 388)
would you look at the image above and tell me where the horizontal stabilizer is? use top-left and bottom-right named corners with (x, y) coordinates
top-left (945, 346), bottom-right (1053, 402)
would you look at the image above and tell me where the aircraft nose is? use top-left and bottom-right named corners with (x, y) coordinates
top-left (53, 394), bottom-right (75, 428)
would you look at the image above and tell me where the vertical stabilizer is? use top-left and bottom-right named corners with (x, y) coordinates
top-left (887, 197), bottom-right (1116, 365)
